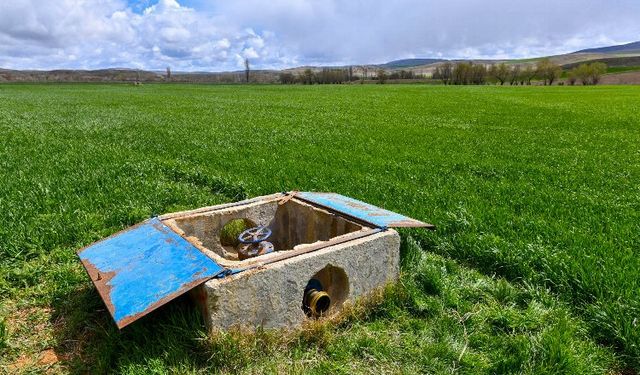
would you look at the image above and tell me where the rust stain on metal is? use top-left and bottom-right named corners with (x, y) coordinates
top-left (278, 191), bottom-right (299, 205)
top-left (79, 258), bottom-right (117, 318)
top-left (77, 217), bottom-right (225, 329)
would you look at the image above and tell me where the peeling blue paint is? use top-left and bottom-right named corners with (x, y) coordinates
top-left (297, 192), bottom-right (432, 229)
top-left (78, 217), bottom-right (224, 328)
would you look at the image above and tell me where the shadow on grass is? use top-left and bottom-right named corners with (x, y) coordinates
top-left (48, 284), bottom-right (346, 373)
top-left (50, 286), bottom-right (214, 373)
top-left (46, 277), bottom-right (406, 373)
top-left (46, 235), bottom-right (618, 374)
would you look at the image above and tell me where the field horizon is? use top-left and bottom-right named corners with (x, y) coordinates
top-left (0, 83), bottom-right (638, 373)
top-left (2, 39), bottom-right (640, 85)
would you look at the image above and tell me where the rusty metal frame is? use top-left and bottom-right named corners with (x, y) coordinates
top-left (77, 218), bottom-right (225, 328)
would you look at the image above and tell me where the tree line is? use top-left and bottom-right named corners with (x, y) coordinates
top-left (433, 58), bottom-right (565, 85)
top-left (279, 68), bottom-right (357, 84)
top-left (566, 62), bottom-right (607, 85)
top-left (433, 59), bottom-right (607, 86)
top-left (278, 67), bottom-right (419, 84)
top-left (278, 59), bottom-right (608, 86)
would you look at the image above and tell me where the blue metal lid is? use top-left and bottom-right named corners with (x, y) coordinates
top-left (296, 192), bottom-right (434, 229)
top-left (78, 217), bottom-right (225, 328)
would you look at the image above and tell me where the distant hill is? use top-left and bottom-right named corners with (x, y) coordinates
top-left (0, 68), bottom-right (279, 84)
top-left (562, 55), bottom-right (640, 69)
top-left (574, 40), bottom-right (640, 54)
top-left (2, 41), bottom-right (640, 83)
top-left (0, 68), bottom-right (164, 83)
top-left (379, 58), bottom-right (445, 69)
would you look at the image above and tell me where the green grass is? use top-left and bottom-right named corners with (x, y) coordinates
top-left (559, 65), bottom-right (640, 79)
top-left (606, 66), bottom-right (640, 74)
top-left (0, 83), bottom-right (638, 373)
top-left (563, 65), bottom-right (640, 77)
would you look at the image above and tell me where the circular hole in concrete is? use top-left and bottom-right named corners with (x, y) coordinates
top-left (219, 218), bottom-right (256, 248)
top-left (303, 264), bottom-right (349, 317)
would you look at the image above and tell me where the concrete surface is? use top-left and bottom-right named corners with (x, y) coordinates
top-left (198, 229), bottom-right (401, 329)
top-left (163, 195), bottom-right (364, 268)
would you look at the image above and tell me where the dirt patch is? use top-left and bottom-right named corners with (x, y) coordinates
top-left (38, 349), bottom-right (60, 366)
top-left (600, 71), bottom-right (640, 85)
top-left (2, 305), bottom-right (61, 372)
top-left (6, 349), bottom-right (61, 373)
top-left (7, 354), bottom-right (33, 372)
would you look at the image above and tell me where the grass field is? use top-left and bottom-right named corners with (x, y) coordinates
top-left (607, 66), bottom-right (640, 74)
top-left (0, 84), bottom-right (638, 373)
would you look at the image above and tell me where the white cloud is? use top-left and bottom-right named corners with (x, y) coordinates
top-left (0, 0), bottom-right (277, 70)
top-left (215, 38), bottom-right (231, 49)
top-left (242, 47), bottom-right (259, 59)
top-left (0, 0), bottom-right (639, 70)
top-left (211, 0), bottom-right (640, 64)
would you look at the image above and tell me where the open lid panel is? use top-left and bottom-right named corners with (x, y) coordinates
top-left (77, 192), bottom-right (433, 329)
top-left (296, 192), bottom-right (435, 230)
top-left (77, 218), bottom-right (225, 328)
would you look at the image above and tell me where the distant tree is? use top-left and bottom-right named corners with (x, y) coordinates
top-left (244, 58), bottom-right (250, 83)
top-left (570, 62), bottom-right (607, 85)
top-left (509, 65), bottom-right (521, 85)
top-left (452, 63), bottom-right (464, 85)
top-left (471, 64), bottom-right (487, 84)
top-left (438, 62), bottom-right (486, 85)
top-left (318, 68), bottom-right (327, 84)
top-left (440, 62), bottom-right (453, 85)
top-left (536, 58), bottom-right (562, 85)
top-left (452, 62), bottom-right (473, 85)
top-left (521, 65), bottom-right (537, 85)
top-left (433, 67), bottom-right (442, 80)
top-left (376, 69), bottom-right (388, 84)
top-left (589, 62), bottom-right (607, 85)
top-left (389, 70), bottom-right (415, 80)
top-left (567, 69), bottom-right (578, 85)
top-left (313, 68), bottom-right (350, 84)
top-left (279, 72), bottom-right (295, 84)
top-left (302, 69), bottom-right (315, 84)
top-left (348, 66), bottom-right (353, 82)
top-left (574, 64), bottom-right (590, 85)
top-left (166, 66), bottom-right (171, 81)
top-left (360, 66), bottom-right (369, 81)
top-left (490, 63), bottom-right (509, 85)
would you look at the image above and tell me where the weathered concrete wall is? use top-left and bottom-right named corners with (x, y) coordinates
top-left (199, 229), bottom-right (400, 329)
top-left (163, 196), bottom-right (364, 268)
top-left (165, 199), bottom-right (279, 261)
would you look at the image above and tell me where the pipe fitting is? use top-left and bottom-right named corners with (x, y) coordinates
top-left (303, 279), bottom-right (331, 317)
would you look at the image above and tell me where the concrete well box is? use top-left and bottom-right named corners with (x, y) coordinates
top-left (78, 192), bottom-right (433, 329)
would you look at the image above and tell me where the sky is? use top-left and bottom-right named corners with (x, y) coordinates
top-left (0, 0), bottom-right (638, 71)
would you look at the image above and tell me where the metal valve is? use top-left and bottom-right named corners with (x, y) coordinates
top-left (236, 226), bottom-right (274, 260)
